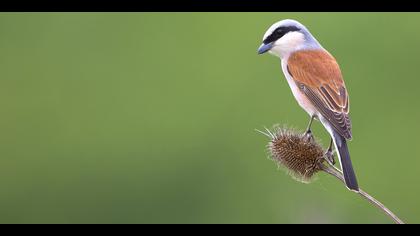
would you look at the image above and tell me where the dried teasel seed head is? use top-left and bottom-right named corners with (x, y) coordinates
top-left (268, 127), bottom-right (325, 183)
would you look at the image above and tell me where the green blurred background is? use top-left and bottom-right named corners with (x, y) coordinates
top-left (0, 13), bottom-right (418, 223)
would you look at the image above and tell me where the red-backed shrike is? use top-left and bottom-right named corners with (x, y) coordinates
top-left (258, 19), bottom-right (359, 191)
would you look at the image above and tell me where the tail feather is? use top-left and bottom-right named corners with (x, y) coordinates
top-left (332, 131), bottom-right (359, 191)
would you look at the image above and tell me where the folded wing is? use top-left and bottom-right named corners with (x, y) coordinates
top-left (287, 50), bottom-right (352, 140)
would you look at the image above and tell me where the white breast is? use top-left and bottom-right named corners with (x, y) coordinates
top-left (280, 58), bottom-right (318, 118)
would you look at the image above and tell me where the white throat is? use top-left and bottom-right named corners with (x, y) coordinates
top-left (269, 31), bottom-right (305, 59)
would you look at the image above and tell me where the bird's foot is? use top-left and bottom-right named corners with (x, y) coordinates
top-left (303, 129), bottom-right (314, 142)
top-left (324, 148), bottom-right (335, 165)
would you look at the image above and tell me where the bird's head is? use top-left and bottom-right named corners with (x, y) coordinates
top-left (258, 19), bottom-right (320, 58)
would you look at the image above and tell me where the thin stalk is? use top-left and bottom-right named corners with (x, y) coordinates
top-left (319, 162), bottom-right (405, 224)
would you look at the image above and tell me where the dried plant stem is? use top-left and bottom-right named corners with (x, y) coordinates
top-left (319, 162), bottom-right (404, 224)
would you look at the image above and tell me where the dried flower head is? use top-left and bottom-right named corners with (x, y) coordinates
top-left (265, 127), bottom-right (325, 183)
top-left (257, 126), bottom-right (405, 224)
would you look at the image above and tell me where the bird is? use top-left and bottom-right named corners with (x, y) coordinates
top-left (257, 19), bottom-right (359, 192)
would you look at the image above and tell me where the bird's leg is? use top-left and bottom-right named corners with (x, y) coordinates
top-left (304, 116), bottom-right (315, 141)
top-left (324, 138), bottom-right (335, 165)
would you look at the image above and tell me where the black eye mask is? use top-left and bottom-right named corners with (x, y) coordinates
top-left (263, 26), bottom-right (301, 45)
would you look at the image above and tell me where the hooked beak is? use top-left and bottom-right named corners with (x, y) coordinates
top-left (257, 42), bottom-right (273, 54)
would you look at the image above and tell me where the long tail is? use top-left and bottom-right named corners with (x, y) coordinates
top-left (332, 131), bottom-right (359, 192)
